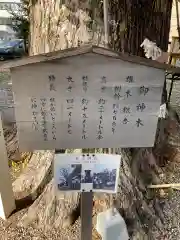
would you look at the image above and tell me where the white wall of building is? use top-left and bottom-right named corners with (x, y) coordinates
top-left (0, 0), bottom-right (21, 40)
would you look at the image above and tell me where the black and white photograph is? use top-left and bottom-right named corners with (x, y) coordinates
top-left (81, 169), bottom-right (93, 183)
top-left (54, 154), bottom-right (120, 193)
top-left (93, 164), bottom-right (117, 192)
top-left (57, 164), bottom-right (82, 191)
top-left (81, 165), bottom-right (93, 191)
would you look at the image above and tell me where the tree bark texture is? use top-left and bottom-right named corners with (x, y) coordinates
top-left (29, 0), bottom-right (105, 55)
top-left (109, 0), bottom-right (173, 55)
top-left (29, 0), bottom-right (173, 55)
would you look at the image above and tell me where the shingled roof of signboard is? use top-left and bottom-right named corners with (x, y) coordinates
top-left (1, 44), bottom-right (179, 73)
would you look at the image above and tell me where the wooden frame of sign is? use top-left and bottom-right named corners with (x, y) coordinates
top-left (2, 45), bottom-right (177, 151)
top-left (2, 44), bottom-right (179, 239)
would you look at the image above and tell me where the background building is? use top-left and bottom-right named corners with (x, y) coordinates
top-left (0, 0), bottom-right (21, 40)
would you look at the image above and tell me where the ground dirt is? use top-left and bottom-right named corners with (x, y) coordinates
top-left (1, 123), bottom-right (180, 240)
top-left (2, 156), bottom-right (180, 239)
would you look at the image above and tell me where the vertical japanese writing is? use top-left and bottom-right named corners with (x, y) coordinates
top-left (31, 97), bottom-right (38, 131)
top-left (122, 117), bottom-right (129, 125)
top-left (97, 98), bottom-right (106, 140)
top-left (66, 98), bottom-right (74, 134)
top-left (66, 76), bottom-right (74, 92)
top-left (126, 76), bottom-right (134, 83)
top-left (81, 98), bottom-right (89, 139)
top-left (66, 75), bottom-right (75, 135)
top-left (136, 103), bottom-right (146, 112)
top-left (122, 105), bottom-right (130, 125)
top-left (139, 86), bottom-right (149, 95)
top-left (49, 74), bottom-right (56, 91)
top-left (50, 97), bottom-right (56, 140)
top-left (113, 86), bottom-right (122, 100)
top-left (82, 76), bottom-right (88, 92)
top-left (123, 106), bottom-right (131, 114)
top-left (101, 76), bottom-right (107, 92)
top-left (112, 104), bottom-right (118, 134)
top-left (40, 98), bottom-right (48, 141)
top-left (136, 118), bottom-right (144, 127)
top-left (125, 89), bottom-right (132, 98)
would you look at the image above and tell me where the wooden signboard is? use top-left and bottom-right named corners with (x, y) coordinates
top-left (6, 45), bottom-right (167, 151)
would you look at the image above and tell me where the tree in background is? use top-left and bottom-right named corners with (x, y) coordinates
top-left (109, 0), bottom-right (172, 55)
top-left (7, 0), bottom-right (29, 53)
top-left (59, 168), bottom-right (69, 182)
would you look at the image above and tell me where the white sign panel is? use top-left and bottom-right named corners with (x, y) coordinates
top-left (11, 53), bottom-right (165, 150)
top-left (54, 154), bottom-right (120, 193)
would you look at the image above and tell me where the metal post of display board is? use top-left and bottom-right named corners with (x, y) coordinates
top-left (81, 191), bottom-right (93, 240)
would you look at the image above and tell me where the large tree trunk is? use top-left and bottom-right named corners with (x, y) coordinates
top-left (109, 0), bottom-right (173, 55)
top-left (29, 0), bottom-right (104, 55)
top-left (15, 0), bottom-right (175, 239)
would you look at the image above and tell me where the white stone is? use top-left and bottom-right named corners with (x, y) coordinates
top-left (96, 208), bottom-right (129, 240)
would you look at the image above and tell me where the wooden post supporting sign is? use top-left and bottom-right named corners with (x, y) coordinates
top-left (81, 191), bottom-right (93, 240)
top-left (0, 113), bottom-right (15, 220)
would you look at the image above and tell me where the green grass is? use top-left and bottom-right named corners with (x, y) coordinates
top-left (0, 71), bottom-right (11, 83)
